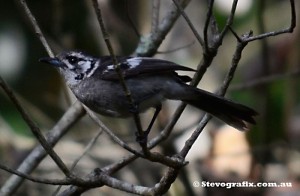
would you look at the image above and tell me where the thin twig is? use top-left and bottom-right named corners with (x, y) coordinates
top-left (57, 111), bottom-right (190, 194)
top-left (219, 32), bottom-right (251, 95)
top-left (53, 128), bottom-right (104, 195)
top-left (217, 0), bottom-right (238, 42)
top-left (172, 0), bottom-right (204, 46)
top-left (59, 169), bottom-right (152, 195)
top-left (151, 0), bottom-right (160, 34)
top-left (0, 76), bottom-right (71, 177)
top-left (179, 31), bottom-right (251, 158)
top-left (90, 0), bottom-right (147, 152)
top-left (135, 0), bottom-right (191, 56)
top-left (0, 102), bottom-right (84, 194)
top-left (157, 40), bottom-right (195, 54)
top-left (203, 0), bottom-right (215, 52)
top-left (82, 105), bottom-right (144, 156)
top-left (179, 114), bottom-right (211, 157)
top-left (83, 105), bottom-right (186, 168)
top-left (18, 0), bottom-right (54, 57)
top-left (148, 6), bottom-right (222, 144)
top-left (0, 163), bottom-right (71, 185)
top-left (125, 0), bottom-right (140, 37)
top-left (244, 0), bottom-right (296, 42)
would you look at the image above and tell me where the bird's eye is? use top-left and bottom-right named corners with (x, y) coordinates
top-left (66, 56), bottom-right (79, 64)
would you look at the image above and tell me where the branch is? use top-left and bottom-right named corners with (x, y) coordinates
top-left (217, 0), bottom-right (238, 42)
top-left (0, 102), bottom-right (85, 195)
top-left (56, 114), bottom-right (190, 194)
top-left (18, 0), bottom-right (54, 57)
top-left (203, 0), bottom-right (215, 52)
top-left (0, 163), bottom-right (71, 186)
top-left (90, 0), bottom-right (147, 151)
top-left (179, 31), bottom-right (252, 158)
top-left (151, 0), bottom-right (160, 34)
top-left (125, 0), bottom-right (140, 37)
top-left (0, 76), bottom-right (71, 177)
top-left (83, 106), bottom-right (143, 156)
top-left (243, 0), bottom-right (296, 42)
top-left (53, 128), bottom-right (104, 195)
top-left (135, 0), bottom-right (191, 56)
top-left (84, 106), bottom-right (187, 168)
top-left (171, 0), bottom-right (204, 46)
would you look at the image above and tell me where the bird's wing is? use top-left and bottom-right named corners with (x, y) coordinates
top-left (94, 56), bottom-right (195, 81)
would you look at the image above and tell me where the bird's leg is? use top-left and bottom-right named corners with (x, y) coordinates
top-left (135, 104), bottom-right (162, 145)
top-left (129, 101), bottom-right (139, 114)
top-left (145, 103), bottom-right (162, 135)
top-left (132, 104), bottom-right (162, 145)
top-left (128, 102), bottom-right (147, 145)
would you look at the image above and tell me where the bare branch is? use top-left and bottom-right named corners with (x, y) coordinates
top-left (59, 169), bottom-right (152, 195)
top-left (125, 0), bottom-right (140, 37)
top-left (179, 31), bottom-right (252, 158)
top-left (217, 0), bottom-right (238, 42)
top-left (0, 102), bottom-right (85, 194)
top-left (219, 32), bottom-right (252, 94)
top-left (0, 76), bottom-right (71, 177)
top-left (90, 0), bottom-right (147, 151)
top-left (151, 0), bottom-right (161, 34)
top-left (0, 163), bottom-right (71, 186)
top-left (83, 105), bottom-right (144, 156)
top-left (18, 0), bottom-right (54, 57)
top-left (179, 114), bottom-right (211, 157)
top-left (243, 0), bottom-right (296, 42)
top-left (171, 0), bottom-right (204, 46)
top-left (203, 0), bottom-right (215, 52)
top-left (84, 105), bottom-right (187, 168)
top-left (53, 128), bottom-right (104, 195)
top-left (135, 0), bottom-right (191, 56)
top-left (157, 40), bottom-right (195, 54)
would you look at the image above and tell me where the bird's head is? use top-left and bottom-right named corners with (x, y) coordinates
top-left (40, 51), bottom-right (98, 86)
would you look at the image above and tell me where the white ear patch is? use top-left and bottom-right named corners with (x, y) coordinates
top-left (86, 61), bottom-right (99, 77)
top-left (79, 61), bottom-right (91, 72)
top-left (103, 57), bottom-right (143, 73)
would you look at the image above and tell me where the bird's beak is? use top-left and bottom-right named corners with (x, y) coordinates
top-left (39, 57), bottom-right (65, 68)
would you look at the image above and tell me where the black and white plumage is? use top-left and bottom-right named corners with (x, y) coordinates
top-left (40, 51), bottom-right (257, 130)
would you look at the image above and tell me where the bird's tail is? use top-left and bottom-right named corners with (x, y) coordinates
top-left (179, 86), bottom-right (257, 130)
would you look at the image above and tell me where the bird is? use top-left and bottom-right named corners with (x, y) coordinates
top-left (39, 51), bottom-right (257, 135)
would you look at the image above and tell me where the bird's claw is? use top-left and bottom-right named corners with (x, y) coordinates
top-left (129, 103), bottom-right (139, 114)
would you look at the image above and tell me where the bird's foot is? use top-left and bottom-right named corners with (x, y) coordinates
top-left (129, 103), bottom-right (139, 114)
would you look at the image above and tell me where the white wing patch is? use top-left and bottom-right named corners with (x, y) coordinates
top-left (126, 57), bottom-right (142, 68)
top-left (103, 57), bottom-right (143, 73)
top-left (105, 65), bottom-right (114, 71)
